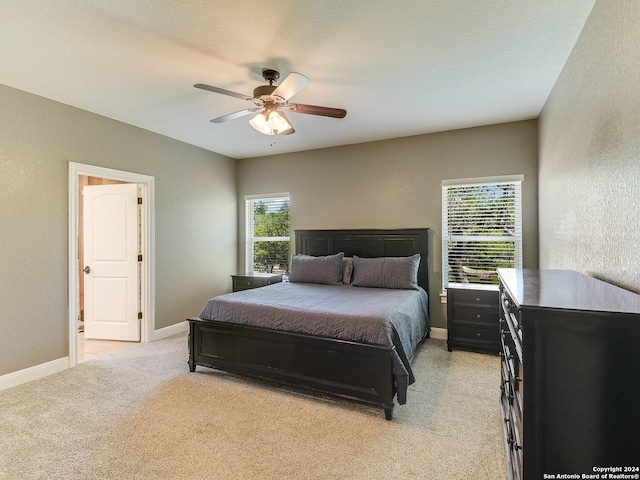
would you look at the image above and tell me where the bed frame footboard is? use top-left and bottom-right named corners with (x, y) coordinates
top-left (187, 317), bottom-right (396, 420)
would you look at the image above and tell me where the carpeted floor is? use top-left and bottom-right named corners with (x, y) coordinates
top-left (0, 334), bottom-right (506, 479)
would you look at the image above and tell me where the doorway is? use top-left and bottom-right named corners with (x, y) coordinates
top-left (68, 162), bottom-right (155, 367)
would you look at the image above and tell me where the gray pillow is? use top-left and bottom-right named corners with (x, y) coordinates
top-left (289, 252), bottom-right (345, 285)
top-left (352, 254), bottom-right (420, 290)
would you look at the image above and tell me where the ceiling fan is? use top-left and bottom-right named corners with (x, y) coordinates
top-left (194, 69), bottom-right (347, 136)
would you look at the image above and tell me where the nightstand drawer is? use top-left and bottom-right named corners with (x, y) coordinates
top-left (450, 324), bottom-right (499, 348)
top-left (449, 288), bottom-right (498, 307)
top-left (233, 277), bottom-right (268, 290)
top-left (232, 274), bottom-right (283, 292)
top-left (450, 305), bottom-right (497, 327)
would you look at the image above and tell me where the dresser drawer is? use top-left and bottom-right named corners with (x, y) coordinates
top-left (500, 290), bottom-right (523, 359)
top-left (508, 405), bottom-right (523, 480)
top-left (500, 391), bottom-right (522, 480)
top-left (500, 330), bottom-right (523, 420)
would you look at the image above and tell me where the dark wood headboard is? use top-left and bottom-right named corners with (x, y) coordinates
top-left (295, 228), bottom-right (431, 292)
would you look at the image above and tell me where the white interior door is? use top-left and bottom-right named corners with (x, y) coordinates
top-left (83, 183), bottom-right (140, 341)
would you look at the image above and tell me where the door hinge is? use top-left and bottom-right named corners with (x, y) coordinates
top-left (138, 197), bottom-right (142, 204)
top-left (138, 254), bottom-right (143, 262)
top-left (138, 312), bottom-right (143, 320)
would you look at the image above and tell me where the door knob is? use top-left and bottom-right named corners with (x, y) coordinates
top-left (83, 266), bottom-right (91, 274)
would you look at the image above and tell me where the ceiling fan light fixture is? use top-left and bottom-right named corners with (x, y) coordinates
top-left (249, 108), bottom-right (293, 135)
top-left (267, 111), bottom-right (292, 133)
top-left (249, 112), bottom-right (274, 135)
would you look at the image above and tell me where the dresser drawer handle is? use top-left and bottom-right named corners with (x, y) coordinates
top-left (507, 436), bottom-right (521, 449)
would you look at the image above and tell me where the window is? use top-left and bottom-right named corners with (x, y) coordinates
top-left (245, 193), bottom-right (290, 275)
top-left (442, 175), bottom-right (523, 290)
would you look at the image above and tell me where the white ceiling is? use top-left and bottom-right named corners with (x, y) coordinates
top-left (0, 0), bottom-right (596, 159)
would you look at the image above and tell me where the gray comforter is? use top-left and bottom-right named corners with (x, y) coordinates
top-left (198, 282), bottom-right (430, 404)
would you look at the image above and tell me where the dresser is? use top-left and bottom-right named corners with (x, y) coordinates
top-left (232, 273), bottom-right (282, 292)
top-left (446, 285), bottom-right (499, 354)
top-left (498, 268), bottom-right (640, 480)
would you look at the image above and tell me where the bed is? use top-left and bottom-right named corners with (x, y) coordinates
top-left (187, 228), bottom-right (432, 420)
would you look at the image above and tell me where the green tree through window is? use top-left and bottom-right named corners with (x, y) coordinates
top-left (245, 195), bottom-right (290, 274)
top-left (253, 200), bottom-right (290, 273)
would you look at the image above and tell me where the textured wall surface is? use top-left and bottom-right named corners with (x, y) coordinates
top-left (0, 84), bottom-right (236, 375)
top-left (237, 120), bottom-right (539, 328)
top-left (538, 0), bottom-right (640, 292)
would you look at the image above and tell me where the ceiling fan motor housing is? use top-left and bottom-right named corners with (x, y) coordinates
top-left (253, 69), bottom-right (285, 104)
top-left (253, 84), bottom-right (278, 99)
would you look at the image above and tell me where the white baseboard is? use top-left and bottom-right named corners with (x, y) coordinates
top-left (0, 357), bottom-right (69, 392)
top-left (153, 320), bottom-right (189, 341)
top-left (430, 327), bottom-right (447, 340)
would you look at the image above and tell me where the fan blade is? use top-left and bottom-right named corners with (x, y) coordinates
top-left (194, 83), bottom-right (255, 101)
top-left (278, 111), bottom-right (295, 135)
top-left (271, 73), bottom-right (310, 101)
top-left (286, 103), bottom-right (347, 118)
top-left (211, 108), bottom-right (263, 123)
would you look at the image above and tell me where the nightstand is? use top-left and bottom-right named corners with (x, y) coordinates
top-left (446, 284), bottom-right (499, 354)
top-left (231, 273), bottom-right (283, 292)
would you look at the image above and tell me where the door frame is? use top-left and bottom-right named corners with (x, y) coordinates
top-left (68, 162), bottom-right (155, 367)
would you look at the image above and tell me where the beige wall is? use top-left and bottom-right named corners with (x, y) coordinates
top-left (0, 84), bottom-right (236, 376)
top-left (538, 0), bottom-right (640, 293)
top-left (237, 120), bottom-right (539, 328)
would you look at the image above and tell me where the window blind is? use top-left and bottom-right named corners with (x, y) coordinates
top-left (442, 176), bottom-right (522, 289)
top-left (245, 193), bottom-right (290, 275)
